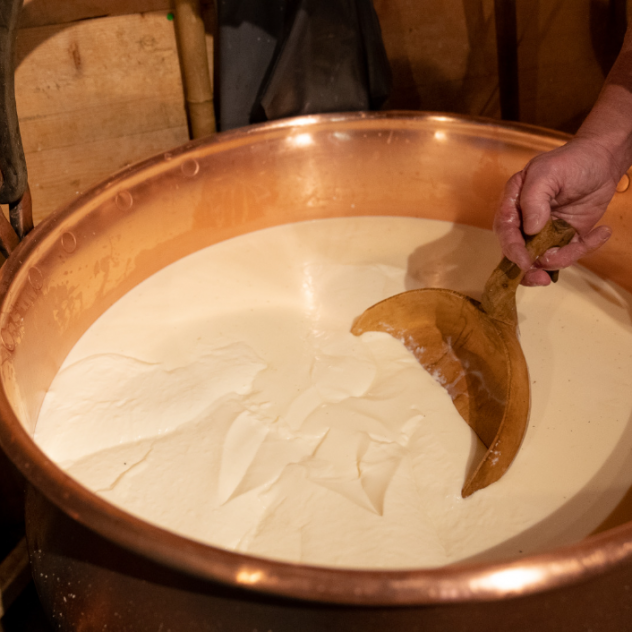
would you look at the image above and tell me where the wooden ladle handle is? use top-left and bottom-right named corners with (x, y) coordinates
top-left (480, 218), bottom-right (576, 326)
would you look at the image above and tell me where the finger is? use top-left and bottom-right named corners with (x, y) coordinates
top-left (494, 172), bottom-right (533, 270)
top-left (521, 268), bottom-right (552, 287)
top-left (535, 225), bottom-right (612, 269)
top-left (519, 164), bottom-right (557, 235)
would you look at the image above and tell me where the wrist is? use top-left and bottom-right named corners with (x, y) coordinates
top-left (575, 85), bottom-right (632, 179)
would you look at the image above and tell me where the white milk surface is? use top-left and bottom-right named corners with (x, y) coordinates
top-left (34, 217), bottom-right (632, 569)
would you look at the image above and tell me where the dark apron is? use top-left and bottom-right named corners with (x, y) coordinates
top-left (216, 0), bottom-right (391, 130)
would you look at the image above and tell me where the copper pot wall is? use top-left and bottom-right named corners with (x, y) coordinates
top-left (1, 113), bottom-right (632, 631)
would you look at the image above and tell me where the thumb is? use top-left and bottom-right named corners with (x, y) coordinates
top-left (519, 170), bottom-right (556, 235)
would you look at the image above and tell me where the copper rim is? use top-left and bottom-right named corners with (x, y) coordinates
top-left (0, 111), bottom-right (630, 607)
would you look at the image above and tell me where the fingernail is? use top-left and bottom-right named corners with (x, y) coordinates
top-left (540, 247), bottom-right (559, 263)
top-left (507, 244), bottom-right (532, 270)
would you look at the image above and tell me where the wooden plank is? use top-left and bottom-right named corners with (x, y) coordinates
top-left (19, 0), bottom-right (171, 28)
top-left (27, 127), bottom-right (188, 224)
top-left (12, 11), bottom-right (191, 222)
top-left (19, 96), bottom-right (187, 154)
top-left (516, 0), bottom-right (611, 132)
top-left (15, 13), bottom-right (187, 117)
top-left (373, 0), bottom-right (617, 131)
top-left (374, 0), bottom-right (500, 118)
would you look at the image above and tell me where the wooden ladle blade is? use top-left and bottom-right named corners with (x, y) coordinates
top-left (351, 219), bottom-right (575, 497)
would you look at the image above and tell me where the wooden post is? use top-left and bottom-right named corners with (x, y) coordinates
top-left (173, 0), bottom-right (216, 138)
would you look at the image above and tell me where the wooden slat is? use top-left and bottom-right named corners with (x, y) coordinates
top-left (13, 11), bottom-right (191, 223)
top-left (27, 127), bottom-right (188, 224)
top-left (374, 0), bottom-right (500, 118)
top-left (19, 96), bottom-right (187, 154)
top-left (15, 13), bottom-right (186, 117)
top-left (515, 0), bottom-right (614, 131)
top-left (19, 0), bottom-right (171, 28)
top-left (373, 0), bottom-right (617, 132)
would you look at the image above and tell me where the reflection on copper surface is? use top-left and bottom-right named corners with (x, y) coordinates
top-left (236, 568), bottom-right (265, 585)
top-left (288, 132), bottom-right (315, 148)
top-left (473, 567), bottom-right (546, 593)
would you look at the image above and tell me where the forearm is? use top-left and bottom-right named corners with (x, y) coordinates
top-left (575, 27), bottom-right (632, 179)
top-left (493, 26), bottom-right (632, 283)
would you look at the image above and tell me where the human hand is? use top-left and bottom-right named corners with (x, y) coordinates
top-left (494, 137), bottom-right (618, 286)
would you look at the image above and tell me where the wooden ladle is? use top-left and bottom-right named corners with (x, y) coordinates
top-left (351, 219), bottom-right (575, 497)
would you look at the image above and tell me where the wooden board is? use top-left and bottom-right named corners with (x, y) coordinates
top-left (19, 0), bottom-right (172, 28)
top-left (14, 11), bottom-right (191, 224)
top-left (515, 0), bottom-right (615, 132)
top-left (374, 0), bottom-right (621, 133)
top-left (374, 0), bottom-right (501, 119)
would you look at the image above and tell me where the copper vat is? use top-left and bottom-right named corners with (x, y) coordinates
top-left (0, 112), bottom-right (631, 631)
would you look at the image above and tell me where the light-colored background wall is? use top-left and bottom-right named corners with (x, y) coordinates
top-left (9, 0), bottom-right (629, 223)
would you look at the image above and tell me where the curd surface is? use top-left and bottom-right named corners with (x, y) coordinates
top-left (34, 217), bottom-right (632, 568)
